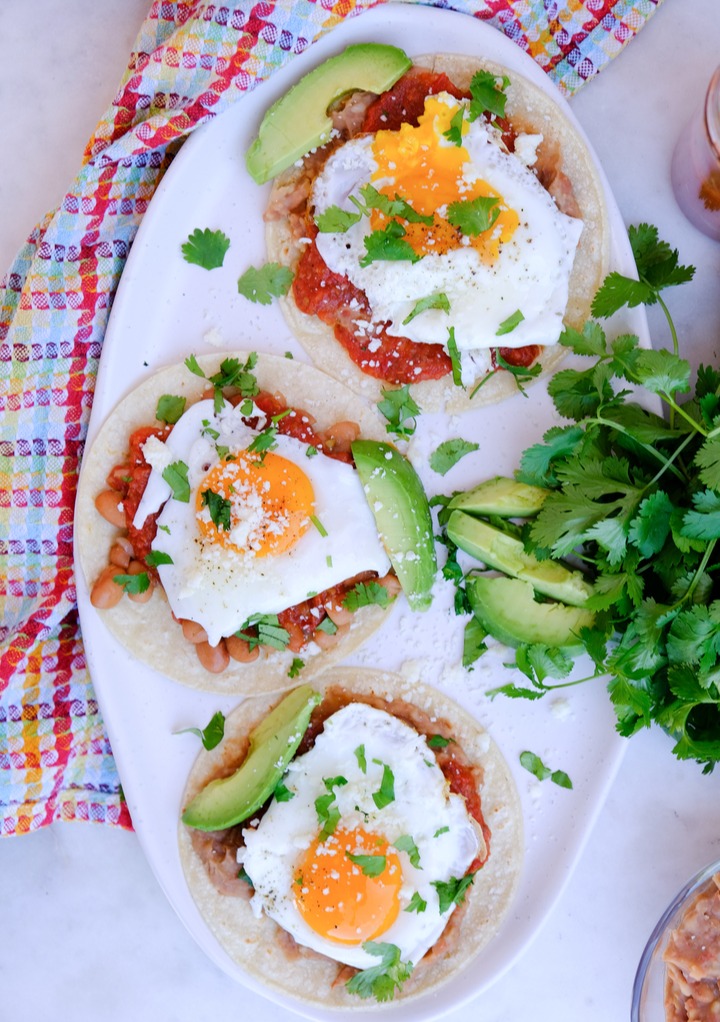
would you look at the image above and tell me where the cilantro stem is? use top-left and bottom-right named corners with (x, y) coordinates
top-left (592, 414), bottom-right (687, 482)
top-left (672, 539), bottom-right (717, 610)
top-left (640, 429), bottom-right (696, 491)
top-left (661, 396), bottom-right (708, 438)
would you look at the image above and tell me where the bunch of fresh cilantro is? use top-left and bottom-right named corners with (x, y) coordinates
top-left (454, 225), bottom-right (720, 772)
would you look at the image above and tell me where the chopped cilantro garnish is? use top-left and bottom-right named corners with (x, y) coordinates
top-left (287, 657), bottom-right (304, 678)
top-left (316, 616), bottom-right (338, 635)
top-left (181, 227), bottom-right (230, 270)
top-left (156, 393), bottom-right (186, 424)
top-left (310, 514), bottom-right (328, 537)
top-left (315, 776), bottom-right (347, 840)
top-left (463, 617), bottom-right (488, 669)
top-left (468, 70), bottom-right (510, 121)
top-left (315, 205), bottom-right (363, 233)
top-left (427, 734), bottom-right (453, 749)
top-left (446, 327), bottom-right (463, 388)
top-left (237, 262), bottom-right (294, 305)
top-left (393, 834), bottom-right (421, 869)
top-left (113, 571), bottom-right (150, 595)
top-left (372, 761), bottom-right (395, 809)
top-left (201, 488), bottom-right (232, 531)
top-left (174, 709), bottom-right (225, 750)
top-left (496, 309), bottom-right (525, 336)
top-left (357, 184), bottom-right (433, 225)
top-left (346, 852), bottom-right (387, 877)
top-left (345, 942), bottom-right (413, 1002)
top-left (434, 826), bottom-right (450, 837)
top-left (354, 744), bottom-right (367, 773)
top-left (360, 221), bottom-right (420, 268)
top-left (447, 195), bottom-right (500, 237)
top-left (343, 581), bottom-right (393, 612)
top-left (429, 438), bottom-right (479, 476)
top-left (377, 384), bottom-right (421, 439)
top-left (162, 461), bottom-right (190, 502)
top-left (273, 778), bottom-right (295, 802)
top-left (145, 550), bottom-right (173, 568)
top-left (432, 872), bottom-right (476, 913)
top-left (236, 613), bottom-right (290, 651)
top-left (519, 750), bottom-right (573, 789)
top-left (443, 107), bottom-right (465, 147)
top-left (404, 892), bottom-right (427, 914)
top-left (402, 292), bottom-right (450, 325)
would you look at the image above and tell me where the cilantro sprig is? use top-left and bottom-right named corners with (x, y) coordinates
top-left (442, 225), bottom-right (720, 772)
top-left (345, 942), bottom-right (413, 1002)
top-left (181, 227), bottom-right (230, 270)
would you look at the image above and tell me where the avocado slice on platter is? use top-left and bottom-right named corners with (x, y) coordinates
top-left (447, 476), bottom-right (550, 518)
top-left (447, 511), bottom-right (593, 608)
top-left (466, 575), bottom-right (595, 651)
top-left (245, 43), bottom-right (412, 184)
top-left (352, 439), bottom-right (437, 611)
top-left (182, 685), bottom-right (321, 831)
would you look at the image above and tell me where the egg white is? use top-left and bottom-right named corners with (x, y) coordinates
top-left (313, 92), bottom-right (583, 386)
top-left (240, 702), bottom-right (480, 970)
top-left (132, 399), bottom-right (391, 646)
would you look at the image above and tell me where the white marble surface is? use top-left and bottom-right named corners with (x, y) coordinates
top-left (2, 1), bottom-right (720, 1020)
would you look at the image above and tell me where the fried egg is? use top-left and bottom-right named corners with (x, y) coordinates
top-left (313, 92), bottom-right (583, 385)
top-left (132, 399), bottom-right (391, 646)
top-left (240, 702), bottom-right (480, 970)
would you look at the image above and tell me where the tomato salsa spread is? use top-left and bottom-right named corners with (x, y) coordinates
top-left (290, 69), bottom-right (542, 386)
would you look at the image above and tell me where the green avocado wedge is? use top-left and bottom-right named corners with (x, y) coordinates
top-left (351, 439), bottom-right (437, 611)
top-left (245, 43), bottom-right (412, 184)
top-left (181, 685), bottom-right (321, 832)
top-left (466, 575), bottom-right (595, 651)
top-left (447, 476), bottom-right (550, 518)
top-left (447, 511), bottom-right (593, 608)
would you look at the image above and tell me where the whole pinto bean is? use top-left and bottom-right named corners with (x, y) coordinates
top-left (90, 566), bottom-right (126, 609)
top-left (377, 572), bottom-right (402, 599)
top-left (95, 489), bottom-right (126, 528)
top-left (195, 639), bottom-right (230, 674)
top-left (109, 536), bottom-right (134, 569)
top-left (179, 618), bottom-right (208, 644)
top-left (225, 633), bottom-right (260, 663)
top-left (322, 420), bottom-right (360, 455)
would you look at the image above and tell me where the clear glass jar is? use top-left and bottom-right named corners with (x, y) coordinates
top-left (671, 66), bottom-right (720, 241)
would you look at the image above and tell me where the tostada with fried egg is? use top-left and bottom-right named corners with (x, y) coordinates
top-left (75, 353), bottom-right (432, 694)
top-left (260, 50), bottom-right (610, 411)
top-left (178, 668), bottom-right (522, 1008)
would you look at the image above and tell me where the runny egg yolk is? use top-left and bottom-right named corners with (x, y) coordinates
top-left (294, 827), bottom-right (403, 945)
top-left (370, 94), bottom-right (519, 263)
top-left (195, 451), bottom-right (315, 557)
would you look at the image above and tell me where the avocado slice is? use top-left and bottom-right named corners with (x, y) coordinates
top-left (351, 439), bottom-right (437, 611)
top-left (448, 476), bottom-right (550, 518)
top-left (466, 575), bottom-right (595, 650)
top-left (182, 685), bottom-right (321, 832)
top-left (245, 43), bottom-right (412, 184)
top-left (447, 511), bottom-right (593, 608)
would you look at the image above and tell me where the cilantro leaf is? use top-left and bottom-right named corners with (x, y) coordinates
top-left (314, 776), bottom-right (348, 840)
top-left (377, 384), bottom-right (421, 439)
top-left (427, 734), bottom-right (452, 749)
top-left (174, 709), bottom-right (226, 750)
top-left (181, 227), bottom-right (230, 270)
top-left (346, 852), bottom-right (387, 877)
top-left (236, 613), bottom-right (290, 651)
top-left (287, 657), bottom-right (304, 678)
top-left (402, 292), bottom-right (450, 325)
top-left (469, 70), bottom-right (510, 120)
top-left (695, 437), bottom-right (720, 490)
top-left (405, 892), bottom-right (427, 913)
top-left (463, 616), bottom-right (487, 669)
top-left (447, 195), bottom-right (500, 236)
top-left (372, 762), bottom-right (395, 808)
top-left (237, 263), bottom-right (294, 305)
top-left (145, 550), bottom-right (173, 568)
top-left (432, 873), bottom-right (476, 913)
top-left (343, 581), bottom-right (393, 612)
top-left (315, 205), bottom-right (362, 233)
top-left (429, 438), bottom-right (479, 475)
top-left (354, 744), bottom-right (367, 773)
top-left (360, 221), bottom-right (420, 267)
top-left (520, 750), bottom-right (573, 788)
top-left (393, 834), bottom-right (421, 868)
top-left (358, 184), bottom-right (433, 225)
top-left (156, 394), bottom-right (186, 424)
top-left (113, 571), bottom-right (150, 595)
top-left (443, 107), bottom-right (464, 146)
top-left (201, 488), bottom-right (232, 532)
top-left (162, 461), bottom-right (190, 502)
top-left (446, 327), bottom-right (463, 387)
top-left (345, 942), bottom-right (413, 1002)
top-left (496, 309), bottom-right (524, 336)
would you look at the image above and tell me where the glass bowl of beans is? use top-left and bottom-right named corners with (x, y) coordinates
top-left (632, 857), bottom-right (720, 1022)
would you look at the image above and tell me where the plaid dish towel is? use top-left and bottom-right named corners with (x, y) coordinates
top-left (0, 0), bottom-right (662, 836)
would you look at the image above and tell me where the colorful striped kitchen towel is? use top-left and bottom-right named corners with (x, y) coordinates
top-left (0, 0), bottom-right (662, 835)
